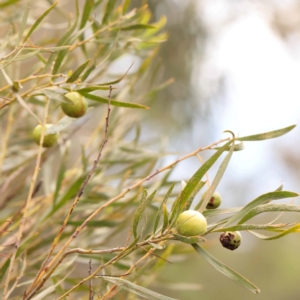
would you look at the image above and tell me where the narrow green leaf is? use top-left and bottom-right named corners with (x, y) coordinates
top-left (82, 92), bottom-right (149, 109)
top-left (132, 190), bottom-right (155, 238)
top-left (172, 234), bottom-right (206, 245)
top-left (66, 220), bottom-right (118, 227)
top-left (203, 207), bottom-right (242, 218)
top-left (119, 24), bottom-right (156, 31)
top-left (52, 49), bottom-right (68, 74)
top-left (249, 223), bottom-right (300, 240)
top-left (153, 183), bottom-right (175, 234)
top-left (42, 89), bottom-right (74, 104)
top-left (237, 125), bottom-right (296, 141)
top-left (80, 0), bottom-right (94, 30)
top-left (161, 204), bottom-right (169, 234)
top-left (192, 244), bottom-right (260, 294)
top-left (66, 59), bottom-right (90, 83)
top-left (182, 180), bottom-right (206, 211)
top-left (175, 140), bottom-right (232, 218)
top-left (199, 139), bottom-right (235, 212)
top-left (80, 63), bottom-right (96, 81)
top-left (223, 191), bottom-right (299, 227)
top-left (101, 276), bottom-right (178, 300)
top-left (24, 2), bottom-right (58, 42)
top-left (48, 175), bottom-right (86, 218)
top-left (0, 0), bottom-right (20, 8)
top-left (213, 223), bottom-right (290, 233)
top-left (53, 152), bottom-right (68, 205)
top-left (102, 0), bottom-right (117, 25)
top-left (239, 203), bottom-right (300, 224)
top-left (213, 142), bottom-right (244, 152)
top-left (17, 3), bottom-right (30, 45)
top-left (76, 86), bottom-right (112, 93)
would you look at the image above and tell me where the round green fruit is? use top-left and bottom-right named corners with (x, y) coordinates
top-left (219, 231), bottom-right (242, 251)
top-left (175, 210), bottom-right (207, 237)
top-left (61, 92), bottom-right (87, 118)
top-left (32, 124), bottom-right (58, 148)
top-left (202, 190), bottom-right (222, 209)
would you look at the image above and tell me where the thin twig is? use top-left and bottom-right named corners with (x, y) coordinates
top-left (89, 260), bottom-right (94, 300)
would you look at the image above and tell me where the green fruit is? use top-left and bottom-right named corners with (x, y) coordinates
top-left (219, 231), bottom-right (242, 251)
top-left (175, 210), bottom-right (207, 237)
top-left (32, 124), bottom-right (58, 148)
top-left (61, 92), bottom-right (87, 118)
top-left (202, 190), bottom-right (222, 209)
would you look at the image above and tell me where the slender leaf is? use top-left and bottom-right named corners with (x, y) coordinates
top-left (101, 276), bottom-right (178, 300)
top-left (66, 59), bottom-right (90, 83)
top-left (24, 2), bottom-right (58, 42)
top-left (161, 204), bottom-right (169, 234)
top-left (132, 190), bottom-right (157, 238)
top-left (213, 223), bottom-right (290, 233)
top-left (153, 183), bottom-right (175, 234)
top-left (45, 116), bottom-right (76, 134)
top-left (239, 203), bottom-right (300, 224)
top-left (192, 244), bottom-right (260, 294)
top-left (0, 0), bottom-right (20, 9)
top-left (80, 0), bottom-right (94, 30)
top-left (172, 234), bottom-right (206, 245)
top-left (76, 86), bottom-right (111, 93)
top-left (53, 152), bottom-right (68, 205)
top-left (16, 3), bottom-right (30, 45)
top-left (80, 63), bottom-right (96, 81)
top-left (42, 89), bottom-right (74, 104)
top-left (82, 92), bottom-right (149, 109)
top-left (182, 180), bottom-right (206, 211)
top-left (222, 191), bottom-right (299, 227)
top-left (119, 24), bottom-right (156, 31)
top-left (102, 0), bottom-right (117, 25)
top-left (249, 223), bottom-right (300, 240)
top-left (237, 125), bottom-right (296, 141)
top-left (203, 207), bottom-right (242, 218)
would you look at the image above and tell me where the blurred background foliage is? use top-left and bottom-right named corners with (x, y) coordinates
top-left (1, 0), bottom-right (300, 299)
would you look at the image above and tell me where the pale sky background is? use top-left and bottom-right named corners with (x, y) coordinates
top-left (171, 1), bottom-right (300, 205)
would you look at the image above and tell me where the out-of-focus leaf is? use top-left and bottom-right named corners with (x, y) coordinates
top-left (82, 92), bottom-right (149, 109)
top-left (45, 116), bottom-right (76, 134)
top-left (76, 85), bottom-right (111, 93)
top-left (16, 3), bottom-right (30, 45)
top-left (132, 190), bottom-right (156, 238)
top-left (223, 191), bottom-right (299, 227)
top-left (80, 63), bottom-right (96, 81)
top-left (53, 151), bottom-right (68, 205)
top-left (67, 220), bottom-right (118, 227)
top-left (102, 0), bottom-right (117, 25)
top-left (0, 0), bottom-right (20, 8)
top-left (203, 207), bottom-right (242, 218)
top-left (192, 244), bottom-right (260, 294)
top-left (239, 203), bottom-right (300, 224)
top-left (161, 204), bottom-right (169, 234)
top-left (24, 2), bottom-right (58, 42)
top-left (47, 175), bottom-right (86, 218)
top-left (119, 24), bottom-right (156, 31)
top-left (14, 93), bottom-right (41, 123)
top-left (213, 142), bottom-right (244, 152)
top-left (52, 49), bottom-right (68, 74)
top-left (249, 223), bottom-right (300, 240)
top-left (101, 276), bottom-right (178, 300)
top-left (182, 180), bottom-right (206, 211)
top-left (197, 138), bottom-right (235, 212)
top-left (153, 183), bottom-right (175, 234)
top-left (237, 125), bottom-right (296, 141)
top-left (172, 234), bottom-right (206, 245)
top-left (80, 0), bottom-right (94, 30)
top-left (42, 89), bottom-right (74, 104)
top-left (213, 223), bottom-right (290, 233)
top-left (66, 59), bottom-right (90, 83)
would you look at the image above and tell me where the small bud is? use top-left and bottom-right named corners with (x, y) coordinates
top-left (219, 231), bottom-right (242, 251)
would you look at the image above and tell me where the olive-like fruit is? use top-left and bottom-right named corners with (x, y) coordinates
top-left (32, 124), bottom-right (58, 148)
top-left (61, 92), bottom-right (87, 118)
top-left (202, 190), bottom-right (222, 209)
top-left (175, 210), bottom-right (207, 237)
top-left (220, 231), bottom-right (242, 251)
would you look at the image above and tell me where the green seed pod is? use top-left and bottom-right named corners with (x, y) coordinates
top-left (219, 231), bottom-right (242, 251)
top-left (32, 124), bottom-right (58, 148)
top-left (61, 92), bottom-right (87, 118)
top-left (175, 210), bottom-right (207, 237)
top-left (202, 190), bottom-right (222, 209)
